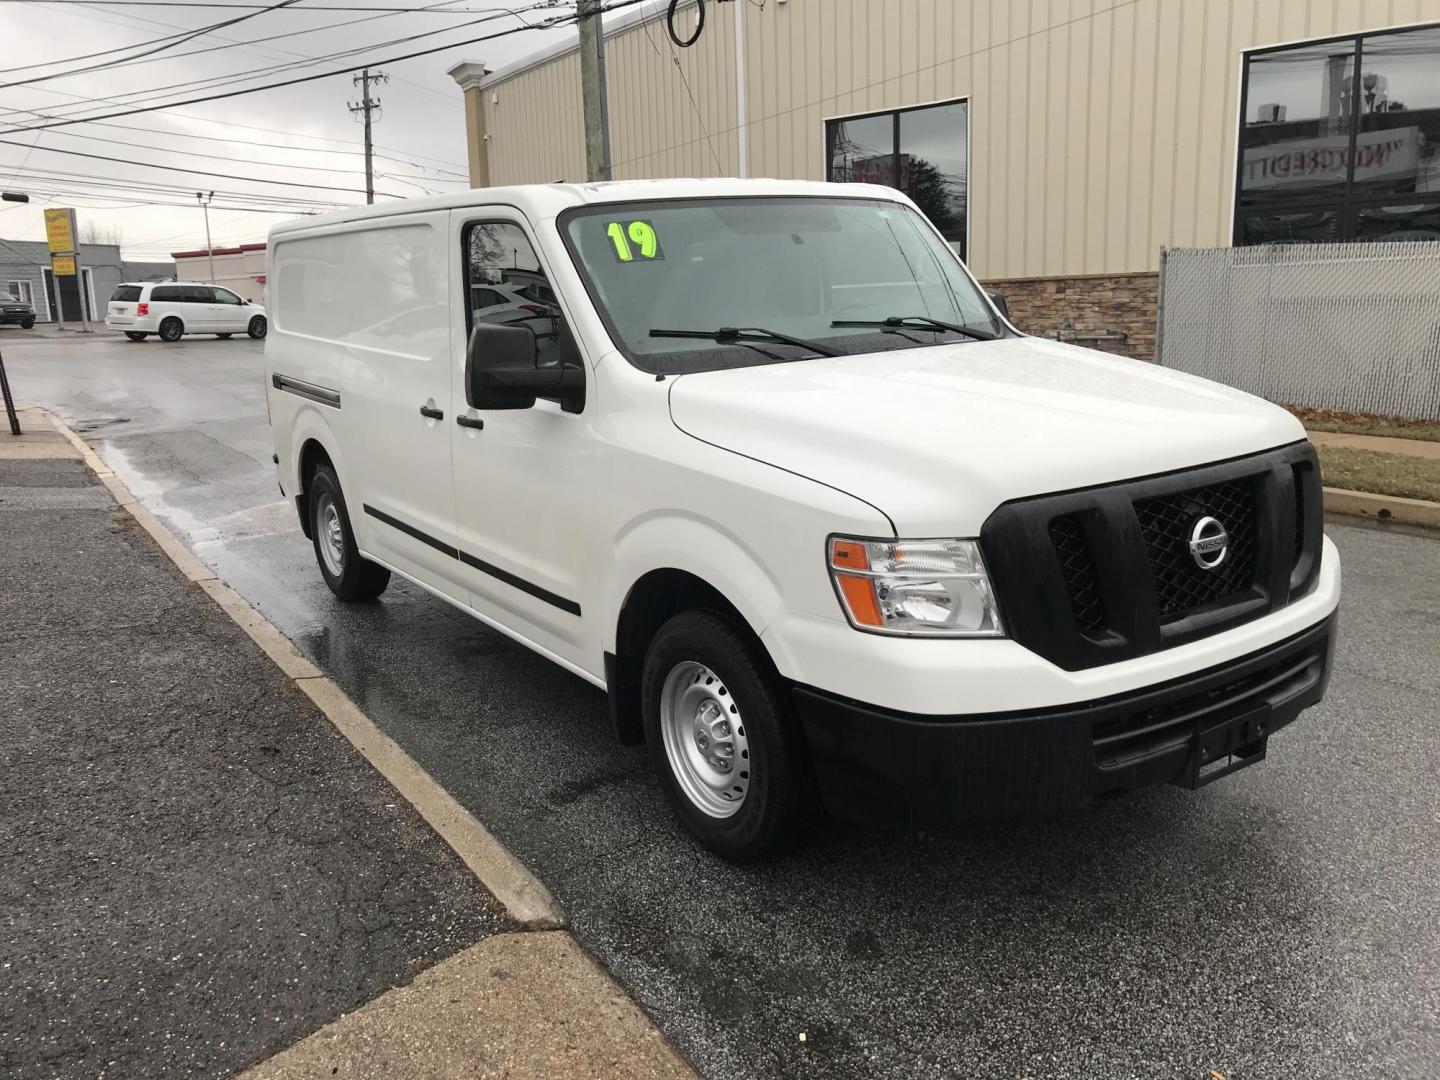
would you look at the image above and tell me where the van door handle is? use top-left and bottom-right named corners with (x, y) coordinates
top-left (419, 405), bottom-right (444, 420)
top-left (456, 415), bottom-right (485, 430)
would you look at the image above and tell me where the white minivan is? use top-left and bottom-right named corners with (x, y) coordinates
top-left (264, 180), bottom-right (1340, 861)
top-left (106, 282), bottom-right (268, 342)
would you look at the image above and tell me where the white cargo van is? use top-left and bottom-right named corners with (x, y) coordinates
top-left (264, 180), bottom-right (1340, 861)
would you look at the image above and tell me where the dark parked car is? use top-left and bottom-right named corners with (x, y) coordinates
top-left (0, 289), bottom-right (35, 329)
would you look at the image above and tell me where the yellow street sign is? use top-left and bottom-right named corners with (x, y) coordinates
top-left (52, 254), bottom-right (77, 276)
top-left (44, 207), bottom-right (77, 254)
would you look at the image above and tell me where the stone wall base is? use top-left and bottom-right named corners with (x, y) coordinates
top-left (982, 272), bottom-right (1159, 362)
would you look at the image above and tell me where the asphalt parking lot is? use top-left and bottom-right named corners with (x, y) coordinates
top-left (4, 327), bottom-right (1437, 1078)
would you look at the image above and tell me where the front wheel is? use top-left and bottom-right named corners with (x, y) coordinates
top-left (20, 319), bottom-right (34, 329)
top-left (247, 315), bottom-right (267, 340)
top-left (158, 317), bottom-right (183, 342)
top-left (124, 332), bottom-right (148, 342)
top-left (642, 610), bottom-right (817, 862)
top-left (308, 463), bottom-right (390, 602)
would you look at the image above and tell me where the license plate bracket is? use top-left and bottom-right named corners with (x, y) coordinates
top-left (1173, 705), bottom-right (1270, 789)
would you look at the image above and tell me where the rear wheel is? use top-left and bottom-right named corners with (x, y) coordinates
top-left (308, 463), bottom-right (390, 602)
top-left (642, 610), bottom-right (817, 862)
top-left (247, 315), bottom-right (267, 339)
top-left (158, 317), bottom-right (183, 342)
top-left (124, 332), bottom-right (148, 342)
top-left (217, 333), bottom-right (233, 340)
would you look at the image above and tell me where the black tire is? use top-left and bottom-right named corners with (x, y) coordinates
top-left (642, 609), bottom-right (817, 862)
top-left (217, 333), bottom-right (233, 340)
top-left (247, 315), bottom-right (267, 340)
top-left (308, 462), bottom-right (390, 602)
top-left (124, 332), bottom-right (148, 342)
top-left (158, 317), bottom-right (184, 342)
top-left (20, 319), bottom-right (34, 329)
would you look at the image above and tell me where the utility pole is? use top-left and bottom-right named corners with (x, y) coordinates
top-left (350, 68), bottom-right (388, 203)
top-left (577, 1), bottom-right (610, 182)
top-left (196, 191), bottom-right (216, 282)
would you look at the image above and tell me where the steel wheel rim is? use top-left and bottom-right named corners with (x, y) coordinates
top-left (316, 494), bottom-right (345, 576)
top-left (659, 660), bottom-right (751, 818)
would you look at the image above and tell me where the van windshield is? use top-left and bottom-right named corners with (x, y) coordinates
top-left (559, 196), bottom-right (1001, 375)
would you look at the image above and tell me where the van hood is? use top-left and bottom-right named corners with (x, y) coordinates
top-left (667, 336), bottom-right (1306, 536)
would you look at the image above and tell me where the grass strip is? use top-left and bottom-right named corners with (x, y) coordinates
top-left (1317, 444), bottom-right (1440, 503)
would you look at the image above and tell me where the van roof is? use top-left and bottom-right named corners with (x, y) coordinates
top-left (267, 178), bottom-right (908, 239)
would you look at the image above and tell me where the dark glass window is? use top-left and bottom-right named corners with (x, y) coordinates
top-left (826, 99), bottom-right (969, 257)
top-left (149, 285), bottom-right (183, 301)
top-left (1236, 23), bottom-right (1440, 244)
top-left (463, 220), bottom-right (576, 370)
top-left (110, 285), bottom-right (142, 302)
top-left (187, 286), bottom-right (216, 303)
top-left (213, 287), bottom-right (244, 305)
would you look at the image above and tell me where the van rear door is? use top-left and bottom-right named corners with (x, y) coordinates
top-left (108, 283), bottom-right (142, 324)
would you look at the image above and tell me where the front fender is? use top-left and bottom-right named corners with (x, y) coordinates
top-left (600, 509), bottom-right (787, 652)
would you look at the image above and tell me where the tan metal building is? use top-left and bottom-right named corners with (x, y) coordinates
top-left (450, 0), bottom-right (1440, 359)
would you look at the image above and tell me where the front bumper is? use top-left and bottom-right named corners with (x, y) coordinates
top-left (792, 610), bottom-right (1337, 827)
top-left (0, 310), bottom-right (34, 324)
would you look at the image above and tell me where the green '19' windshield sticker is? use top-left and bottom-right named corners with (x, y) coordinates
top-left (605, 219), bottom-right (664, 263)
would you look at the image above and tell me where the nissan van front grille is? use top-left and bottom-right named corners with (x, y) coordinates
top-left (979, 442), bottom-right (1323, 671)
top-left (1133, 477), bottom-right (1259, 618)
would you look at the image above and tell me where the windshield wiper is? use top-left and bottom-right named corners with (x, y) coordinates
top-left (649, 326), bottom-right (844, 357)
top-left (831, 315), bottom-right (997, 342)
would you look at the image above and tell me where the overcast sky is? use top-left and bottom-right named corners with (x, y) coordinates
top-left (0, 0), bottom-right (584, 259)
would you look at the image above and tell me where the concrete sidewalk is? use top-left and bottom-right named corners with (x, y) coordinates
top-left (0, 405), bottom-right (693, 1080)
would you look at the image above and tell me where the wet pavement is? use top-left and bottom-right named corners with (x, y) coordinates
top-left (5, 329), bottom-right (1438, 1079)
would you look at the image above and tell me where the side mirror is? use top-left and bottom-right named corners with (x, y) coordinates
top-left (985, 288), bottom-right (1011, 321)
top-left (465, 322), bottom-right (584, 412)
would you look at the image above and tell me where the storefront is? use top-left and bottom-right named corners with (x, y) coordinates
top-left (449, 1), bottom-right (1440, 359)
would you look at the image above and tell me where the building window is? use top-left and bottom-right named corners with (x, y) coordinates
top-left (6, 280), bottom-right (33, 305)
top-left (826, 99), bottom-right (969, 258)
top-left (1236, 23), bottom-right (1440, 244)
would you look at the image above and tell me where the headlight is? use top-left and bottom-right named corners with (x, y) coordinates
top-left (828, 536), bottom-right (1004, 637)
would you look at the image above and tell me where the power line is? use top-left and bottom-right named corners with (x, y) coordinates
top-left (21, 1), bottom-right (550, 120)
top-left (19, 0), bottom-right (470, 110)
top-left (3, 0), bottom-right (554, 102)
top-left (20, 127), bottom-right (466, 186)
top-left (2, 0), bottom-right (568, 9)
top-left (0, 137), bottom-right (401, 195)
top-left (0, 168), bottom-right (353, 208)
top-left (0, 0), bottom-right (307, 90)
top-left (0, 92), bottom-right (467, 170)
top-left (0, 17), bottom-right (573, 133)
top-left (0, 0), bottom-right (495, 76)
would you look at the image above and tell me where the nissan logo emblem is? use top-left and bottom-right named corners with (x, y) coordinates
top-left (1188, 516), bottom-right (1229, 571)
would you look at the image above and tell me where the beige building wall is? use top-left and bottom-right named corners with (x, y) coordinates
top-left (469, 0), bottom-right (1440, 281)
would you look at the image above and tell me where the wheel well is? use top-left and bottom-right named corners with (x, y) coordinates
top-left (607, 569), bottom-right (763, 747)
top-left (295, 439), bottom-right (333, 539)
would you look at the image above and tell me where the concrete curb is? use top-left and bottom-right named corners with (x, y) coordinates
top-left (39, 407), bottom-right (567, 931)
top-left (1324, 486), bottom-right (1440, 529)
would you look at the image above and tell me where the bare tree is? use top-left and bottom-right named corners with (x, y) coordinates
top-left (78, 221), bottom-right (125, 247)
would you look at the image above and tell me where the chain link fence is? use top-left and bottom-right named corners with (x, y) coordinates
top-left (1156, 242), bottom-right (1440, 420)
